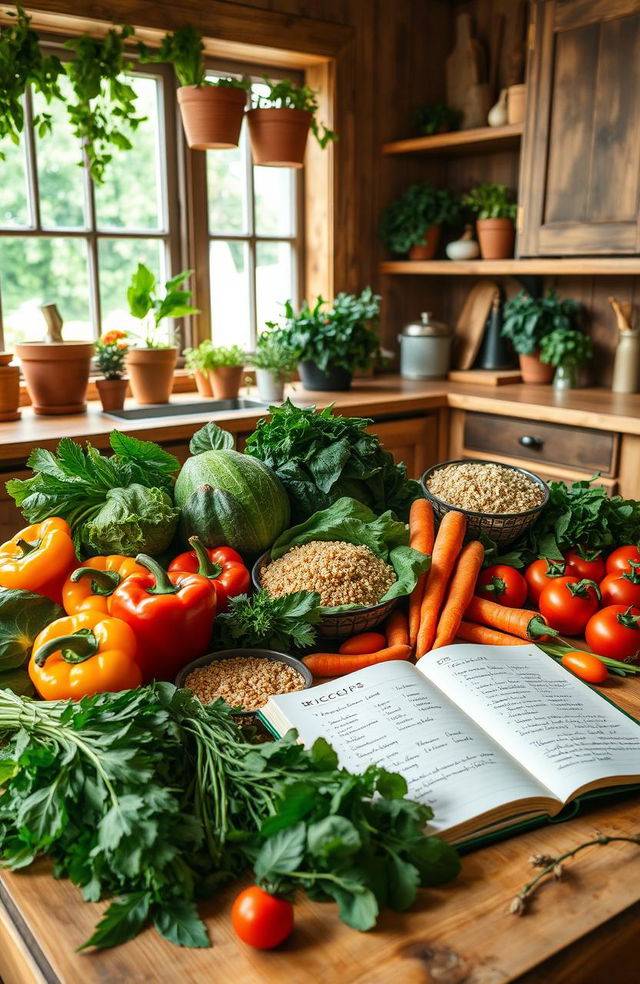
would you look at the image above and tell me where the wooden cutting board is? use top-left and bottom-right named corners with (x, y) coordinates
top-left (446, 13), bottom-right (492, 129)
top-left (452, 281), bottom-right (499, 370)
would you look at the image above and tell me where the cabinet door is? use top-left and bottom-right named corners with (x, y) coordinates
top-left (367, 416), bottom-right (438, 479)
top-left (520, 0), bottom-right (640, 255)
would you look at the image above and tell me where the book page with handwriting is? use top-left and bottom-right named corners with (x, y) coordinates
top-left (267, 660), bottom-right (552, 833)
top-left (418, 644), bottom-right (640, 804)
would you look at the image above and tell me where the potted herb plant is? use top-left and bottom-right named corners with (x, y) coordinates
top-left (207, 344), bottom-right (246, 399)
top-left (379, 184), bottom-right (458, 260)
top-left (126, 264), bottom-right (199, 405)
top-left (502, 288), bottom-right (581, 384)
top-left (411, 103), bottom-right (460, 136)
top-left (183, 339), bottom-right (214, 397)
top-left (280, 287), bottom-right (381, 391)
top-left (247, 78), bottom-right (336, 168)
top-left (462, 183), bottom-right (517, 259)
top-left (95, 330), bottom-right (130, 411)
top-left (140, 25), bottom-right (249, 150)
top-left (540, 326), bottom-right (593, 391)
top-left (251, 327), bottom-right (298, 402)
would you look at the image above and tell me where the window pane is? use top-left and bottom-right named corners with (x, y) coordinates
top-left (254, 166), bottom-right (295, 236)
top-left (207, 131), bottom-right (249, 235)
top-left (210, 240), bottom-right (251, 348)
top-left (0, 237), bottom-right (91, 347)
top-left (98, 238), bottom-right (165, 337)
top-left (0, 133), bottom-right (30, 229)
top-left (33, 76), bottom-right (87, 230)
top-left (95, 75), bottom-right (165, 231)
top-left (256, 241), bottom-right (294, 330)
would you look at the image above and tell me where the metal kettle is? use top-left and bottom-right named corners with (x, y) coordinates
top-left (398, 312), bottom-right (451, 380)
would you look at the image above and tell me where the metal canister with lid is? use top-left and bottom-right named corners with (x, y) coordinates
top-left (398, 311), bottom-right (451, 380)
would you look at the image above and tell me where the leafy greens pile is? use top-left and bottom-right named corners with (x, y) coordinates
top-left (245, 401), bottom-right (421, 523)
top-left (216, 589), bottom-right (322, 650)
top-left (0, 685), bottom-right (459, 950)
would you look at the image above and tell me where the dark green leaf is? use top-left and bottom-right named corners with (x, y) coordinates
top-left (189, 423), bottom-right (235, 454)
top-left (254, 823), bottom-right (306, 880)
top-left (79, 893), bottom-right (151, 951)
top-left (411, 836), bottom-right (461, 887)
top-left (153, 899), bottom-right (210, 948)
top-left (325, 880), bottom-right (379, 931)
top-left (0, 590), bottom-right (64, 669)
top-left (307, 816), bottom-right (361, 861)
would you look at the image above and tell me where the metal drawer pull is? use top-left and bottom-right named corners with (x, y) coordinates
top-left (519, 435), bottom-right (543, 449)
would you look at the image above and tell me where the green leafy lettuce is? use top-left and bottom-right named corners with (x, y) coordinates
top-left (82, 484), bottom-right (179, 557)
top-left (0, 589), bottom-right (62, 690)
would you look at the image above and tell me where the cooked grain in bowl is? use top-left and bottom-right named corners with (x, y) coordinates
top-left (425, 462), bottom-right (544, 514)
top-left (184, 656), bottom-right (304, 711)
top-left (261, 540), bottom-right (396, 608)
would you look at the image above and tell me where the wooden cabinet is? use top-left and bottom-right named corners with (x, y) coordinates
top-left (520, 0), bottom-right (640, 256)
top-left (367, 415), bottom-right (439, 478)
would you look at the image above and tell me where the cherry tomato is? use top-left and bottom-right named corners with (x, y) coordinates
top-left (538, 576), bottom-right (600, 636)
top-left (585, 605), bottom-right (640, 662)
top-left (525, 557), bottom-right (568, 606)
top-left (477, 565), bottom-right (527, 608)
top-left (231, 886), bottom-right (294, 950)
top-left (600, 571), bottom-right (640, 608)
top-left (605, 545), bottom-right (640, 576)
top-left (564, 547), bottom-right (606, 583)
top-left (561, 650), bottom-right (608, 684)
top-left (339, 632), bottom-right (386, 655)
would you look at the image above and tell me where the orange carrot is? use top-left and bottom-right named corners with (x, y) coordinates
top-left (303, 645), bottom-right (411, 677)
top-left (408, 499), bottom-right (435, 647)
top-left (432, 540), bottom-right (485, 650)
top-left (385, 609), bottom-right (409, 648)
top-left (464, 595), bottom-right (555, 641)
top-left (416, 510), bottom-right (467, 657)
top-left (339, 632), bottom-right (386, 655)
top-left (456, 621), bottom-right (524, 647)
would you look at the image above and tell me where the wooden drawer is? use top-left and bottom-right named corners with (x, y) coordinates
top-left (464, 412), bottom-right (617, 476)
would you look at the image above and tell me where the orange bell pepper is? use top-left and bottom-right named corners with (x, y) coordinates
top-left (0, 518), bottom-right (76, 604)
top-left (62, 555), bottom-right (146, 615)
top-left (29, 610), bottom-right (141, 701)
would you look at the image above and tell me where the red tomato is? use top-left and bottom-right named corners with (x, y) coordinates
top-left (606, 545), bottom-right (640, 576)
top-left (560, 650), bottom-right (608, 684)
top-left (477, 565), bottom-right (527, 609)
top-left (539, 576), bottom-right (600, 636)
top-left (231, 886), bottom-right (294, 950)
top-left (563, 547), bottom-right (606, 583)
top-left (585, 605), bottom-right (640, 662)
top-left (600, 571), bottom-right (640, 608)
top-left (339, 632), bottom-right (386, 655)
top-left (525, 557), bottom-right (568, 605)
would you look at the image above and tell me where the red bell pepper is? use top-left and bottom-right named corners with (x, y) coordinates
top-left (109, 554), bottom-right (216, 683)
top-left (168, 538), bottom-right (250, 613)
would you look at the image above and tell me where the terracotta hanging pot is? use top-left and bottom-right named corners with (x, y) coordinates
top-left (0, 353), bottom-right (21, 421)
top-left (408, 226), bottom-right (442, 261)
top-left (177, 85), bottom-right (247, 150)
top-left (193, 369), bottom-right (213, 397)
top-left (126, 348), bottom-right (178, 405)
top-left (16, 341), bottom-right (94, 415)
top-left (476, 218), bottom-right (515, 260)
top-left (246, 108), bottom-right (311, 167)
top-left (208, 365), bottom-right (243, 399)
top-left (519, 351), bottom-right (555, 384)
top-left (96, 378), bottom-right (129, 412)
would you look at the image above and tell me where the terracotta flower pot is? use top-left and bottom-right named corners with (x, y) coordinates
top-left (246, 108), bottom-right (311, 168)
top-left (476, 218), bottom-right (515, 260)
top-left (0, 353), bottom-right (20, 421)
top-left (519, 351), bottom-right (555, 384)
top-left (96, 378), bottom-right (129, 412)
top-left (126, 347), bottom-right (178, 405)
top-left (208, 365), bottom-right (243, 399)
top-left (408, 226), bottom-right (442, 261)
top-left (16, 341), bottom-right (94, 415)
top-left (193, 369), bottom-right (213, 397)
top-left (177, 85), bottom-right (246, 150)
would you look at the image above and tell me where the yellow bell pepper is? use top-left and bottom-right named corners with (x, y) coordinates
top-left (0, 518), bottom-right (76, 604)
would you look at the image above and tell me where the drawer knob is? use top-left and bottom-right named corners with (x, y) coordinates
top-left (519, 435), bottom-right (543, 449)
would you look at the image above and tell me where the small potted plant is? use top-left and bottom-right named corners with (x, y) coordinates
top-left (411, 103), bottom-right (460, 136)
top-left (183, 339), bottom-right (214, 397)
top-left (140, 25), bottom-right (249, 150)
top-left (95, 330), bottom-right (130, 411)
top-left (251, 327), bottom-right (298, 402)
top-left (379, 184), bottom-right (458, 260)
top-left (462, 183), bottom-right (517, 259)
top-left (246, 78), bottom-right (336, 168)
top-left (540, 326), bottom-right (593, 390)
top-left (502, 287), bottom-right (581, 384)
top-left (208, 344), bottom-right (246, 399)
top-left (126, 264), bottom-right (199, 405)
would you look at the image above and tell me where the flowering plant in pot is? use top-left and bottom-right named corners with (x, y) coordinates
top-left (462, 183), bottom-right (517, 259)
top-left (126, 263), bottom-right (199, 405)
top-left (95, 330), bottom-right (130, 411)
top-left (207, 344), bottom-right (246, 399)
top-left (379, 184), bottom-right (459, 260)
top-left (139, 25), bottom-right (249, 149)
top-left (247, 78), bottom-right (336, 168)
top-left (183, 339), bottom-right (215, 397)
top-left (539, 325), bottom-right (593, 391)
top-left (502, 288), bottom-right (581, 384)
top-left (251, 327), bottom-right (298, 403)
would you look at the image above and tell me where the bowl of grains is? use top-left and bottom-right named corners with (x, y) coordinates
top-left (253, 539), bottom-right (400, 639)
top-left (176, 648), bottom-right (312, 716)
top-left (420, 459), bottom-right (549, 548)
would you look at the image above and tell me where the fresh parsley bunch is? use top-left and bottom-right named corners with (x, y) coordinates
top-left (215, 589), bottom-right (322, 650)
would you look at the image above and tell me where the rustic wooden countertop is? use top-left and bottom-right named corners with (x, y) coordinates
top-left (2, 375), bottom-right (640, 465)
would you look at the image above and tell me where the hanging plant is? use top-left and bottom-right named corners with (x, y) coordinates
top-left (247, 78), bottom-right (337, 167)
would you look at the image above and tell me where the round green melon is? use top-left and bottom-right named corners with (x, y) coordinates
top-left (174, 448), bottom-right (290, 555)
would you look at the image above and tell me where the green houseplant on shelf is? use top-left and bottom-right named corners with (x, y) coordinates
top-left (251, 327), bottom-right (299, 403)
top-left (207, 344), bottom-right (246, 399)
top-left (502, 287), bottom-right (582, 384)
top-left (183, 339), bottom-right (215, 397)
top-left (411, 103), bottom-right (460, 137)
top-left (462, 183), bottom-right (517, 259)
top-left (126, 264), bottom-right (199, 405)
top-left (540, 325), bottom-right (593, 391)
top-left (379, 184), bottom-right (459, 260)
top-left (247, 78), bottom-right (337, 168)
top-left (95, 329), bottom-right (130, 412)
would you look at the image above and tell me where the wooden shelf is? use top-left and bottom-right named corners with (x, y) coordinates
top-left (382, 123), bottom-right (523, 157)
top-left (379, 258), bottom-right (640, 276)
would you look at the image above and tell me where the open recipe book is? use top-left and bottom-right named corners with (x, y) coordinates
top-left (258, 645), bottom-right (640, 847)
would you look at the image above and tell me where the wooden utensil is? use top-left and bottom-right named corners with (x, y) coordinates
top-left (452, 282), bottom-right (499, 370)
top-left (489, 12), bottom-right (505, 101)
top-left (504, 0), bottom-right (527, 88)
top-left (446, 13), bottom-right (492, 129)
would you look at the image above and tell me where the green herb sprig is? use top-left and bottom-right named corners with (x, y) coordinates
top-left (216, 589), bottom-right (322, 650)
